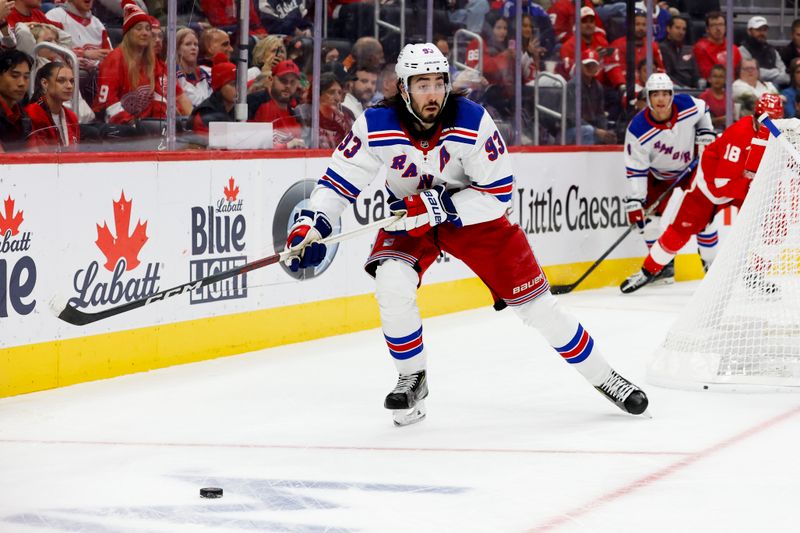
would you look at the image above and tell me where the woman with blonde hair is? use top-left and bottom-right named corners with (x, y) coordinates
top-left (253, 35), bottom-right (286, 76)
top-left (94, 0), bottom-right (190, 124)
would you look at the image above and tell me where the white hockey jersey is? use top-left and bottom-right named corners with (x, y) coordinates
top-left (624, 93), bottom-right (714, 202)
top-left (307, 98), bottom-right (515, 226)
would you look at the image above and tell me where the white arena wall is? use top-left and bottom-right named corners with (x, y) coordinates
top-left (0, 147), bottom-right (730, 397)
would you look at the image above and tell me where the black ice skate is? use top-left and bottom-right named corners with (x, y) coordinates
top-left (595, 369), bottom-right (649, 416)
top-left (620, 268), bottom-right (656, 294)
top-left (650, 259), bottom-right (675, 286)
top-left (385, 370), bottom-right (428, 426)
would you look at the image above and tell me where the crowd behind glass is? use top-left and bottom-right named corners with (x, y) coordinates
top-left (0, 0), bottom-right (797, 152)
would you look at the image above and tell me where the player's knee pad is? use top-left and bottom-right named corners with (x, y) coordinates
top-left (374, 260), bottom-right (419, 316)
top-left (512, 291), bottom-right (577, 334)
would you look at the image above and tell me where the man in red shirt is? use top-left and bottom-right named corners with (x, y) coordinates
top-left (6, 0), bottom-right (63, 29)
top-left (560, 7), bottom-right (622, 89)
top-left (253, 59), bottom-right (306, 149)
top-left (693, 11), bottom-right (742, 80)
top-left (548, 0), bottom-right (603, 44)
top-left (609, 9), bottom-right (665, 83)
top-left (621, 93), bottom-right (782, 294)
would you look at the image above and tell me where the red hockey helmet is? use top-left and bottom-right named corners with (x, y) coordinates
top-left (754, 93), bottom-right (784, 120)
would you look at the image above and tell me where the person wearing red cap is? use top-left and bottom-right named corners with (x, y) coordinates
top-left (548, 0), bottom-right (603, 44)
top-left (252, 59), bottom-right (306, 149)
top-left (94, 0), bottom-right (191, 127)
top-left (566, 48), bottom-right (616, 144)
top-left (189, 53), bottom-right (237, 134)
top-left (559, 6), bottom-right (623, 90)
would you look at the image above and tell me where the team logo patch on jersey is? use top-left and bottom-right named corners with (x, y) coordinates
top-left (420, 140), bottom-right (429, 149)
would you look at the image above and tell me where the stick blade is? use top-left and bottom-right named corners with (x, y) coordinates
top-left (549, 284), bottom-right (575, 295)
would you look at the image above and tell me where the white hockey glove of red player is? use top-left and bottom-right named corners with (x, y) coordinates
top-left (284, 209), bottom-right (333, 272)
top-left (624, 198), bottom-right (646, 232)
top-left (385, 185), bottom-right (463, 236)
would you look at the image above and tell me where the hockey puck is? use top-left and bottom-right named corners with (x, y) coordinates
top-left (200, 487), bottom-right (223, 498)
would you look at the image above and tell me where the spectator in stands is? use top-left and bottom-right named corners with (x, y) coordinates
top-left (501, 0), bottom-right (556, 58)
top-left (0, 49), bottom-right (32, 152)
top-left (200, 0), bottom-right (266, 37)
top-left (566, 48), bottom-right (615, 145)
top-left (433, 34), bottom-right (458, 79)
top-left (732, 57), bottom-right (778, 115)
top-left (189, 53), bottom-right (236, 133)
top-left (253, 35), bottom-right (286, 77)
top-left (253, 59), bottom-right (305, 148)
top-left (45, 0), bottom-right (112, 69)
top-left (659, 15), bottom-right (699, 89)
top-left (26, 61), bottom-right (80, 148)
top-left (176, 27), bottom-right (211, 109)
top-left (521, 13), bottom-right (550, 85)
top-left (318, 71), bottom-right (354, 150)
top-left (370, 62), bottom-right (397, 105)
top-left (94, 0), bottom-right (191, 125)
top-left (199, 28), bottom-right (233, 67)
top-left (781, 58), bottom-right (800, 118)
top-left (609, 9), bottom-right (665, 80)
top-left (591, 0), bottom-right (626, 28)
top-left (698, 63), bottom-right (727, 130)
top-left (693, 11), bottom-right (741, 81)
top-left (635, 1), bottom-right (670, 42)
top-left (14, 22), bottom-right (70, 68)
top-left (466, 12), bottom-right (515, 96)
top-left (446, 0), bottom-right (489, 34)
top-left (0, 2), bottom-right (17, 50)
top-left (560, 7), bottom-right (622, 89)
top-left (342, 63), bottom-right (377, 118)
top-left (739, 16), bottom-right (789, 88)
top-left (257, 0), bottom-right (312, 37)
top-left (779, 19), bottom-right (800, 72)
top-left (548, 0), bottom-right (603, 45)
top-left (7, 0), bottom-right (63, 29)
top-left (343, 36), bottom-right (384, 73)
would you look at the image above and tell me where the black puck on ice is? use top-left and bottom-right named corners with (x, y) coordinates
top-left (200, 487), bottom-right (223, 498)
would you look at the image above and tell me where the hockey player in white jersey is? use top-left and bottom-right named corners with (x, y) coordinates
top-left (285, 43), bottom-right (649, 426)
top-left (624, 73), bottom-right (717, 281)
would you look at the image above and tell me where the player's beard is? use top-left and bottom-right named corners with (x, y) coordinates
top-left (414, 99), bottom-right (442, 125)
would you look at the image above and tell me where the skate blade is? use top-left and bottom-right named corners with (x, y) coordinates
top-left (392, 401), bottom-right (426, 427)
top-left (650, 277), bottom-right (674, 287)
top-left (638, 408), bottom-right (653, 419)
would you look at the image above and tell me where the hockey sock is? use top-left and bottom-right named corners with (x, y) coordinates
top-left (643, 227), bottom-right (686, 274)
top-left (696, 229), bottom-right (719, 266)
top-left (513, 292), bottom-right (611, 386)
top-left (375, 259), bottom-right (427, 374)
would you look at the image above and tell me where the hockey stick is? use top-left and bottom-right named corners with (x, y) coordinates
top-left (55, 215), bottom-right (401, 326)
top-left (549, 158), bottom-right (698, 295)
top-left (759, 115), bottom-right (800, 162)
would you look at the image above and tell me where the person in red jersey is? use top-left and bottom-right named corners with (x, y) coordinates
top-left (94, 0), bottom-right (191, 125)
top-left (621, 93), bottom-right (783, 293)
top-left (693, 11), bottom-right (742, 80)
top-left (26, 61), bottom-right (79, 149)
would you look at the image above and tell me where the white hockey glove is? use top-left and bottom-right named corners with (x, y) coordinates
top-left (284, 209), bottom-right (333, 272)
top-left (385, 185), bottom-right (462, 236)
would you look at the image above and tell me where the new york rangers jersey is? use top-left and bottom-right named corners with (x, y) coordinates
top-left (307, 98), bottom-right (514, 226)
top-left (624, 93), bottom-right (714, 202)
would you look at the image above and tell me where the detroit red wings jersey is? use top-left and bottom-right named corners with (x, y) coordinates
top-left (624, 93), bottom-right (714, 201)
top-left (695, 116), bottom-right (768, 204)
top-left (307, 98), bottom-right (514, 226)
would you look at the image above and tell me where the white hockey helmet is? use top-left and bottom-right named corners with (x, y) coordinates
top-left (395, 42), bottom-right (451, 123)
top-left (645, 72), bottom-right (674, 111)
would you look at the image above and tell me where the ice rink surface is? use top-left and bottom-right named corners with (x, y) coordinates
top-left (2, 280), bottom-right (799, 533)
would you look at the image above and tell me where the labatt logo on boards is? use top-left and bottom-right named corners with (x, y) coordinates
top-left (0, 196), bottom-right (36, 317)
top-left (189, 177), bottom-right (247, 304)
top-left (70, 192), bottom-right (161, 309)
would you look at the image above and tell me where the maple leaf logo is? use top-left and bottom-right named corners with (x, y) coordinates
top-left (0, 196), bottom-right (24, 236)
top-left (95, 191), bottom-right (148, 272)
top-left (224, 177), bottom-right (239, 202)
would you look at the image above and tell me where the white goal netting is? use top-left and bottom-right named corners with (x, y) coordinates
top-left (648, 119), bottom-right (800, 391)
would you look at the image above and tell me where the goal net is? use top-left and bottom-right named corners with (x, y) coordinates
top-left (648, 118), bottom-right (800, 391)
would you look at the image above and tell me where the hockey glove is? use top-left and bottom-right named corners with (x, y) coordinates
top-left (624, 198), bottom-right (646, 232)
top-left (385, 185), bottom-right (462, 236)
top-left (284, 209), bottom-right (333, 272)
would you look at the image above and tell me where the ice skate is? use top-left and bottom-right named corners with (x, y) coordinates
top-left (595, 369), bottom-right (650, 416)
top-left (650, 259), bottom-right (675, 286)
top-left (385, 370), bottom-right (428, 426)
top-left (620, 268), bottom-right (656, 294)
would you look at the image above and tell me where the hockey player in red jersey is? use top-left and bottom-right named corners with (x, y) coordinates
top-left (620, 93), bottom-right (783, 293)
top-left (284, 43), bottom-right (649, 426)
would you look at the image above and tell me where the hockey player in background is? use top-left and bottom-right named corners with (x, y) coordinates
top-left (624, 73), bottom-right (717, 283)
top-left (621, 93), bottom-right (784, 293)
top-left (283, 43), bottom-right (649, 426)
